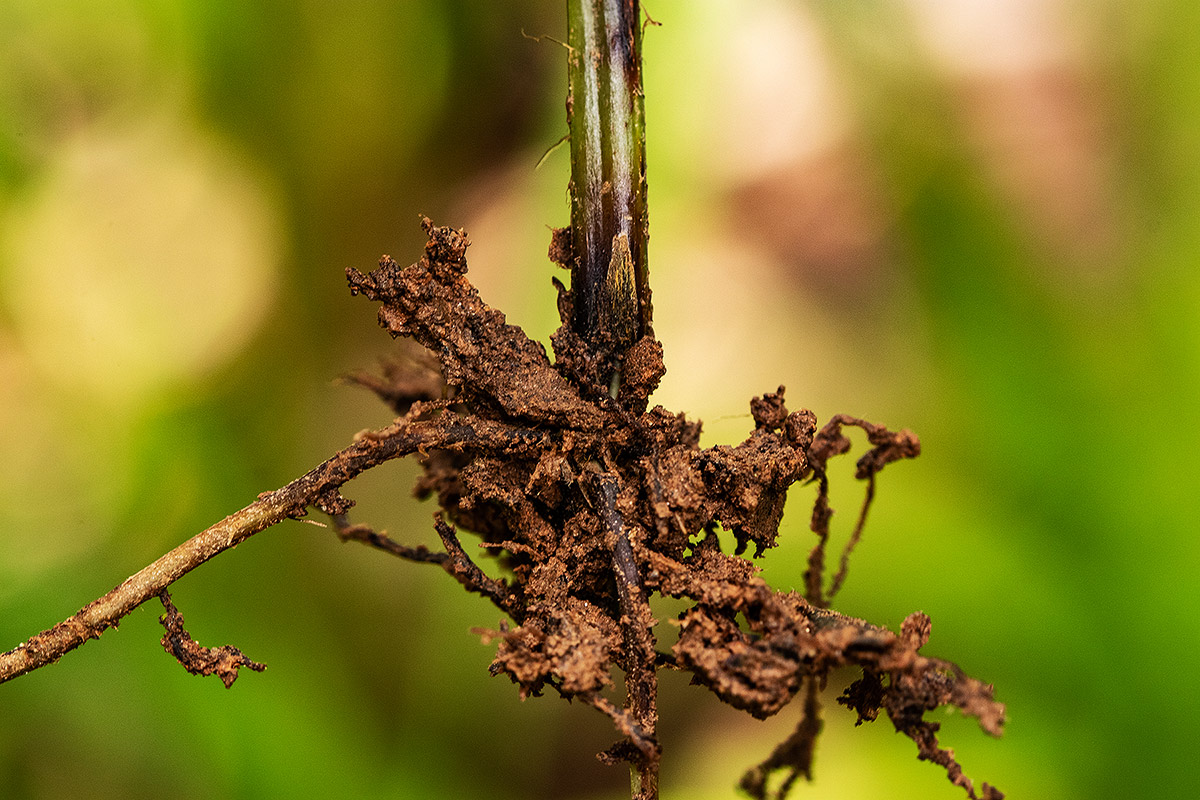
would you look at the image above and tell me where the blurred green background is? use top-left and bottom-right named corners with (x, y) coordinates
top-left (1, 1), bottom-right (1195, 798)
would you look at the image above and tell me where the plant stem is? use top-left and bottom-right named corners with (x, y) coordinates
top-left (567, 0), bottom-right (651, 373)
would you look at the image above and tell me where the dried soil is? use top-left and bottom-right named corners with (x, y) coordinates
top-left (345, 219), bottom-right (1004, 800)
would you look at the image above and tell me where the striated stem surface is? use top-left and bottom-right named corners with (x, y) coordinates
top-left (567, 0), bottom-right (651, 365)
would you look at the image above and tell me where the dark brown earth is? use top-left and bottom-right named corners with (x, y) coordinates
top-left (345, 219), bottom-right (1004, 800)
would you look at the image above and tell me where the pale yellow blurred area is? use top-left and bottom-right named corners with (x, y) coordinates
top-left (0, 119), bottom-right (280, 577)
top-left (0, 326), bottom-right (130, 581)
top-left (0, 0), bottom-right (282, 578)
top-left (1, 118), bottom-right (280, 406)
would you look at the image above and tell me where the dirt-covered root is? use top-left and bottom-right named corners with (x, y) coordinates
top-left (346, 219), bottom-right (1002, 800)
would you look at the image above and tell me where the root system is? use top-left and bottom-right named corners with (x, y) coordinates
top-left (344, 218), bottom-right (1005, 800)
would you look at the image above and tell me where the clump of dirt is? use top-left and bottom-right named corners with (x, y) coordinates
top-left (346, 219), bottom-right (1004, 800)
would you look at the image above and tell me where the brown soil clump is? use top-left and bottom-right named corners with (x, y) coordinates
top-left (346, 219), bottom-right (1004, 800)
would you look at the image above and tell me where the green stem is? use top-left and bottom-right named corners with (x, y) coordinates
top-left (567, 0), bottom-right (651, 364)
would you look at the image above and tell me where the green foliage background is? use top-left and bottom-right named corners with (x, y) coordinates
top-left (1, 1), bottom-right (1195, 798)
